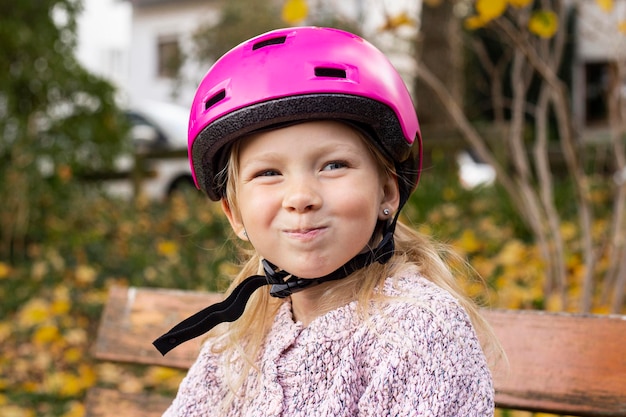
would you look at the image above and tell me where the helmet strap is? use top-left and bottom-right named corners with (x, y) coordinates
top-left (267, 216), bottom-right (397, 297)
top-left (153, 215), bottom-right (398, 356)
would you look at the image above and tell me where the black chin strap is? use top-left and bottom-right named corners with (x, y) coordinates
top-left (153, 220), bottom-right (397, 356)
top-left (265, 228), bottom-right (395, 298)
top-left (152, 274), bottom-right (268, 355)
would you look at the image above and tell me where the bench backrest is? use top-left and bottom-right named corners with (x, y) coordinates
top-left (92, 285), bottom-right (626, 416)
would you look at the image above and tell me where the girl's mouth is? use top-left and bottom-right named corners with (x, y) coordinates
top-left (284, 227), bottom-right (326, 241)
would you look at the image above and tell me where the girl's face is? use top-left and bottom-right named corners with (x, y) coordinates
top-left (222, 120), bottom-right (399, 279)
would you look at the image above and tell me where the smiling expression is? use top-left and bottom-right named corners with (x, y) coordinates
top-left (221, 120), bottom-right (399, 279)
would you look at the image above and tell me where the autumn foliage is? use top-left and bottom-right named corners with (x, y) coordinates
top-left (1, 1), bottom-right (625, 416)
top-left (1, 157), bottom-right (621, 416)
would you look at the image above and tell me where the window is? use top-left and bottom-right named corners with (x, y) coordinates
top-left (157, 36), bottom-right (182, 79)
top-left (584, 62), bottom-right (610, 126)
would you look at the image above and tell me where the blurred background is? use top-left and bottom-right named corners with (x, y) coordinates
top-left (1, 0), bottom-right (625, 416)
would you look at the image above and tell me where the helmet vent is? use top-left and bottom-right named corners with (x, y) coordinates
top-left (252, 36), bottom-right (287, 50)
top-left (204, 89), bottom-right (226, 110)
top-left (314, 67), bottom-right (347, 78)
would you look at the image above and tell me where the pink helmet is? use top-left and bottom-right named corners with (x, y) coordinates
top-left (188, 26), bottom-right (422, 205)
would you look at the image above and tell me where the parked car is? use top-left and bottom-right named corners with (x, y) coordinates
top-left (102, 100), bottom-right (198, 201)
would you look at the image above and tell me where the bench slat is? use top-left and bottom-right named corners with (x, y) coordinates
top-left (90, 286), bottom-right (626, 416)
top-left (92, 285), bottom-right (221, 369)
top-left (484, 309), bottom-right (626, 416)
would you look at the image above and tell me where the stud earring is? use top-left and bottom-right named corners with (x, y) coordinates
top-left (383, 208), bottom-right (390, 216)
top-left (242, 231), bottom-right (248, 238)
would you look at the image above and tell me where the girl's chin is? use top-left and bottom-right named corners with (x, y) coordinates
top-left (264, 253), bottom-right (358, 279)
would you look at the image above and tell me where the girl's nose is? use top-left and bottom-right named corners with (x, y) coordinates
top-left (282, 176), bottom-right (322, 212)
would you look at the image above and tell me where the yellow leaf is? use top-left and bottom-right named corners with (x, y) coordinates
top-left (144, 366), bottom-right (184, 383)
top-left (528, 10), bottom-right (559, 38)
top-left (465, 279), bottom-right (489, 299)
top-left (21, 381), bottom-right (39, 393)
top-left (75, 264), bottom-right (97, 285)
top-left (18, 298), bottom-right (50, 327)
top-left (51, 299), bottom-right (71, 315)
top-left (33, 324), bottom-right (60, 345)
top-left (0, 262), bottom-right (10, 279)
top-left (0, 405), bottom-right (35, 417)
top-left (560, 221), bottom-right (577, 240)
top-left (64, 327), bottom-right (87, 345)
top-left (61, 402), bottom-right (85, 417)
top-left (97, 363), bottom-right (125, 385)
top-left (45, 370), bottom-right (91, 397)
top-left (472, 256), bottom-right (496, 279)
top-left (545, 293), bottom-right (564, 312)
top-left (497, 240), bottom-right (527, 266)
top-left (618, 20), bottom-right (626, 34)
top-left (0, 322), bottom-right (10, 344)
top-left (79, 364), bottom-right (97, 388)
top-left (596, 0), bottom-right (613, 12)
top-left (282, 0), bottom-right (308, 25)
top-left (31, 261), bottom-right (48, 280)
top-left (380, 12), bottom-right (416, 31)
top-left (457, 229), bottom-right (481, 253)
top-left (64, 347), bottom-right (83, 363)
top-left (476, 0), bottom-right (507, 21)
top-left (119, 376), bottom-right (144, 394)
top-left (58, 373), bottom-right (83, 397)
top-left (508, 0), bottom-right (532, 7)
top-left (157, 240), bottom-right (179, 257)
top-left (464, 15), bottom-right (488, 30)
top-left (591, 305), bottom-right (611, 314)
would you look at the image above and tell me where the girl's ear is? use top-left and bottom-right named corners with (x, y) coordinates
top-left (379, 173), bottom-right (401, 219)
top-left (221, 199), bottom-right (248, 240)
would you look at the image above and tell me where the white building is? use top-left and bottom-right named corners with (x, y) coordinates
top-left (78, 0), bottom-right (421, 108)
top-left (76, 0), bottom-right (132, 97)
top-left (574, 1), bottom-right (626, 133)
top-left (123, 0), bottom-right (222, 108)
top-left (78, 0), bottom-right (625, 132)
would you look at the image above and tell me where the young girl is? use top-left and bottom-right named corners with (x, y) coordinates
top-left (154, 26), bottom-right (496, 416)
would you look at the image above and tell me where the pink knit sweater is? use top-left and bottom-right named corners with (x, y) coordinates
top-left (163, 272), bottom-right (494, 416)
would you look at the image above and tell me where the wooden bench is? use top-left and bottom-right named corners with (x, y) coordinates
top-left (85, 285), bottom-right (626, 417)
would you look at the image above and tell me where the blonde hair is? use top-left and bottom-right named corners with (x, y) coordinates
top-left (208, 125), bottom-right (501, 409)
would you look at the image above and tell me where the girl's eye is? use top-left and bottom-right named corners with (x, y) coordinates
top-left (323, 161), bottom-right (347, 171)
top-left (255, 169), bottom-right (280, 177)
